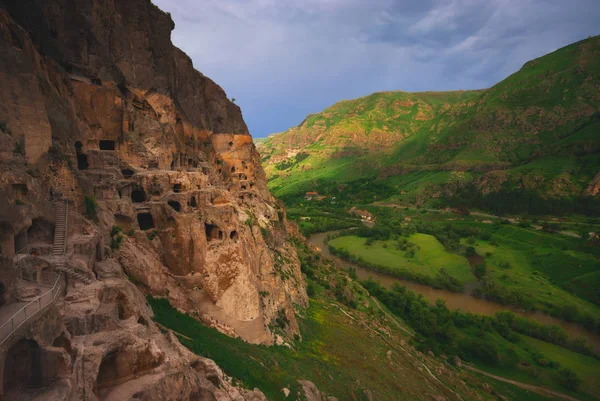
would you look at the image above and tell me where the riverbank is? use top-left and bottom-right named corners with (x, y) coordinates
top-left (308, 231), bottom-right (600, 352)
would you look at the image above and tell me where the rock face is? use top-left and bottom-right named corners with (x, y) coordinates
top-left (0, 0), bottom-right (306, 400)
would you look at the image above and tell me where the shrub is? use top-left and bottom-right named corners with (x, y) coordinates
top-left (84, 195), bottom-right (98, 221)
top-left (557, 368), bottom-right (581, 390)
top-left (465, 246), bottom-right (476, 257)
top-left (474, 262), bottom-right (487, 279)
top-left (275, 309), bottom-right (289, 329)
top-left (110, 226), bottom-right (123, 250)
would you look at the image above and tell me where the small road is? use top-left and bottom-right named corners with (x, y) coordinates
top-left (464, 366), bottom-right (582, 401)
top-left (357, 292), bottom-right (584, 401)
top-left (370, 296), bottom-right (414, 337)
top-left (371, 203), bottom-right (582, 238)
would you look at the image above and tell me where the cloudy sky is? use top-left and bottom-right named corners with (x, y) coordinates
top-left (153, 0), bottom-right (600, 138)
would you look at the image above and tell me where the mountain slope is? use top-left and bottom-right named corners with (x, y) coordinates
top-left (259, 36), bottom-right (600, 215)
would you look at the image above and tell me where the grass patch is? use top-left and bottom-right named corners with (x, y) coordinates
top-left (329, 234), bottom-right (474, 286)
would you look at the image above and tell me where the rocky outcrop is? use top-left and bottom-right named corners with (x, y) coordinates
top-left (587, 172), bottom-right (600, 198)
top-left (0, 0), bottom-right (306, 400)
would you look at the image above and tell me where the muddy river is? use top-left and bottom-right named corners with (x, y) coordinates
top-left (308, 231), bottom-right (600, 351)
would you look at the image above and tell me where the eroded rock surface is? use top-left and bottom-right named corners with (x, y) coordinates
top-left (0, 0), bottom-right (306, 399)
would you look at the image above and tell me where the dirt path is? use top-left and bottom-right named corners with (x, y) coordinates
top-left (330, 303), bottom-right (465, 401)
top-left (343, 298), bottom-right (584, 401)
top-left (464, 365), bottom-right (582, 401)
top-left (371, 203), bottom-right (582, 238)
top-left (370, 296), bottom-right (414, 337)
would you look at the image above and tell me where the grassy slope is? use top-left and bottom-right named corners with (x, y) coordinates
top-left (149, 295), bottom-right (571, 401)
top-left (259, 36), bottom-right (600, 208)
top-left (148, 234), bottom-right (600, 400)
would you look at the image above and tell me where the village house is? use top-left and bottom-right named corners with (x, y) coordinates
top-left (349, 207), bottom-right (375, 221)
top-left (305, 191), bottom-right (319, 200)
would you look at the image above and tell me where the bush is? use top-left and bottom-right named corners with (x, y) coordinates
top-left (110, 226), bottom-right (124, 250)
top-left (465, 246), bottom-right (476, 257)
top-left (557, 368), bottom-right (581, 391)
top-left (84, 195), bottom-right (98, 221)
top-left (474, 262), bottom-right (487, 279)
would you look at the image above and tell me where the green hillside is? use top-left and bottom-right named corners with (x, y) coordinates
top-left (258, 36), bottom-right (600, 215)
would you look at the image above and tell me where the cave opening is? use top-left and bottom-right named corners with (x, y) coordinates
top-left (188, 196), bottom-right (197, 208)
top-left (75, 141), bottom-right (88, 170)
top-left (231, 166), bottom-right (236, 173)
top-left (97, 350), bottom-right (127, 388)
top-left (14, 229), bottom-right (27, 254)
top-left (0, 281), bottom-right (6, 307)
top-left (27, 218), bottom-right (55, 244)
top-left (12, 183), bottom-right (28, 196)
top-left (99, 140), bottom-right (115, 151)
top-left (3, 339), bottom-right (43, 391)
top-left (137, 213), bottom-right (154, 231)
top-left (131, 187), bottom-right (146, 203)
top-left (205, 223), bottom-right (222, 241)
top-left (172, 184), bottom-right (181, 193)
top-left (229, 230), bottom-right (238, 241)
top-left (121, 168), bottom-right (134, 179)
top-left (168, 200), bottom-right (181, 212)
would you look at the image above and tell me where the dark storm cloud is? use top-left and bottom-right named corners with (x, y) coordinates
top-left (151, 0), bottom-right (600, 137)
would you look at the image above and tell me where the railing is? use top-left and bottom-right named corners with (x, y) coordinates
top-left (61, 200), bottom-right (68, 256)
top-left (0, 273), bottom-right (61, 347)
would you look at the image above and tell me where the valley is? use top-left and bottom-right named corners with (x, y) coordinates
top-left (0, 1), bottom-right (598, 400)
top-left (255, 35), bottom-right (600, 401)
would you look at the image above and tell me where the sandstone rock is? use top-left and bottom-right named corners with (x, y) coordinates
top-left (587, 171), bottom-right (600, 198)
top-left (0, 0), bottom-right (306, 399)
top-left (453, 356), bottom-right (462, 367)
top-left (298, 380), bottom-right (322, 401)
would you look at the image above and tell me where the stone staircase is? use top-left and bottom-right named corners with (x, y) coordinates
top-left (53, 199), bottom-right (68, 256)
top-left (52, 199), bottom-right (93, 285)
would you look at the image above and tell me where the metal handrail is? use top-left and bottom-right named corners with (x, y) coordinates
top-left (0, 273), bottom-right (61, 346)
top-left (62, 200), bottom-right (68, 256)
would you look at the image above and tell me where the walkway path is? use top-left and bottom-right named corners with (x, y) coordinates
top-left (367, 298), bottom-right (584, 401)
top-left (370, 296), bottom-right (414, 337)
top-left (371, 203), bottom-right (583, 238)
top-left (464, 366), bottom-right (581, 401)
top-left (0, 298), bottom-right (44, 345)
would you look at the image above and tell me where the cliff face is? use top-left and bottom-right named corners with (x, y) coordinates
top-left (0, 0), bottom-right (306, 399)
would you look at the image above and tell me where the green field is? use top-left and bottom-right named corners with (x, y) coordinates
top-left (329, 233), bottom-right (475, 285)
top-left (451, 221), bottom-right (600, 321)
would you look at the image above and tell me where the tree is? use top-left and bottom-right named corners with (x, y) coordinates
top-left (558, 368), bottom-right (581, 391)
top-left (474, 262), bottom-right (487, 279)
top-left (465, 246), bottom-right (476, 257)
